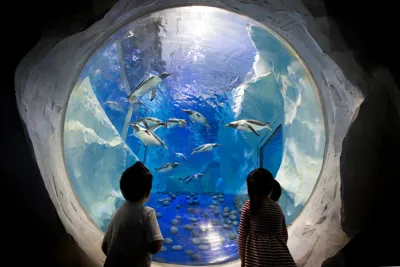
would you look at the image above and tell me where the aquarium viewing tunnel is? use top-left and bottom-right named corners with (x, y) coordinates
top-left (63, 6), bottom-right (325, 265)
top-left (15, 0), bottom-right (364, 266)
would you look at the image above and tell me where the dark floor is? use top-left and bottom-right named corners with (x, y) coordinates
top-left (2, 0), bottom-right (399, 266)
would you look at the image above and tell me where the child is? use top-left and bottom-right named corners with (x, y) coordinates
top-left (102, 161), bottom-right (163, 267)
top-left (238, 168), bottom-right (296, 267)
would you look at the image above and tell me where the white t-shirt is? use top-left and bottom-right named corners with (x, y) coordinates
top-left (102, 201), bottom-right (163, 267)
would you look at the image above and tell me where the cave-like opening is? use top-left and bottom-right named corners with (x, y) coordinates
top-left (63, 6), bottom-right (325, 266)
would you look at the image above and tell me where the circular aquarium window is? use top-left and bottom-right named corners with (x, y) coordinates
top-left (64, 6), bottom-right (325, 266)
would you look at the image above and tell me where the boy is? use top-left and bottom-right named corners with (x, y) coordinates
top-left (102, 161), bottom-right (163, 267)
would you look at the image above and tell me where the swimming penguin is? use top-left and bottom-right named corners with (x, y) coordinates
top-left (174, 153), bottom-right (188, 161)
top-left (104, 101), bottom-right (124, 112)
top-left (135, 117), bottom-right (165, 130)
top-left (129, 123), bottom-right (168, 150)
top-left (225, 119), bottom-right (272, 136)
top-left (181, 109), bottom-right (210, 128)
top-left (165, 118), bottom-right (187, 128)
top-left (179, 173), bottom-right (205, 184)
top-left (155, 162), bottom-right (180, 173)
top-left (128, 72), bottom-right (172, 102)
top-left (191, 143), bottom-right (220, 155)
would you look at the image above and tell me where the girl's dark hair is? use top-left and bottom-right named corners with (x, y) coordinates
top-left (120, 161), bottom-right (153, 202)
top-left (246, 168), bottom-right (282, 214)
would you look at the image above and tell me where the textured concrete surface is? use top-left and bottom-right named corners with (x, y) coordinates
top-left (13, 0), bottom-right (400, 266)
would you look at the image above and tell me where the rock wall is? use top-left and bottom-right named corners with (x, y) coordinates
top-left (322, 71), bottom-right (400, 266)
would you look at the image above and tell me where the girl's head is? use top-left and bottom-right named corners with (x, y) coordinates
top-left (246, 168), bottom-right (282, 214)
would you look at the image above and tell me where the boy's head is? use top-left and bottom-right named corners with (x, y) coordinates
top-left (120, 161), bottom-right (153, 202)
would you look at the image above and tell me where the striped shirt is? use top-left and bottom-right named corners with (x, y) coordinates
top-left (238, 200), bottom-right (296, 267)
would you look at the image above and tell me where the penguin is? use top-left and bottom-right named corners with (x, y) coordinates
top-left (174, 153), bottom-right (188, 161)
top-left (129, 122), bottom-right (168, 150)
top-left (155, 162), bottom-right (180, 173)
top-left (181, 109), bottom-right (210, 128)
top-left (179, 173), bottom-right (205, 184)
top-left (224, 119), bottom-right (272, 136)
top-left (135, 117), bottom-right (165, 130)
top-left (128, 72), bottom-right (172, 102)
top-left (104, 101), bottom-right (124, 112)
top-left (165, 118), bottom-right (187, 128)
top-left (131, 100), bottom-right (143, 112)
top-left (191, 143), bottom-right (219, 155)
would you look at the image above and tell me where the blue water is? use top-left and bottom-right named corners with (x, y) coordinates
top-left (63, 7), bottom-right (305, 266)
top-left (260, 126), bottom-right (283, 177)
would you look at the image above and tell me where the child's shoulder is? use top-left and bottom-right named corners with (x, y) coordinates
top-left (117, 202), bottom-right (155, 216)
top-left (133, 205), bottom-right (155, 220)
top-left (143, 205), bottom-right (155, 214)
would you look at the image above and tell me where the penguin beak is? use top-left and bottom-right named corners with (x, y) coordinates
top-left (162, 72), bottom-right (172, 78)
top-left (224, 124), bottom-right (230, 127)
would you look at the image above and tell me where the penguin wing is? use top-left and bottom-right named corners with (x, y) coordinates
top-left (146, 117), bottom-right (159, 122)
top-left (246, 119), bottom-right (266, 126)
top-left (247, 125), bottom-right (260, 136)
top-left (180, 175), bottom-right (190, 182)
top-left (143, 120), bottom-right (150, 130)
top-left (147, 123), bottom-right (164, 133)
top-left (150, 87), bottom-right (157, 101)
top-left (132, 76), bottom-right (153, 93)
top-left (196, 145), bottom-right (205, 151)
top-left (152, 133), bottom-right (168, 150)
top-left (197, 112), bottom-right (207, 121)
top-left (159, 164), bottom-right (168, 169)
top-left (182, 109), bottom-right (193, 114)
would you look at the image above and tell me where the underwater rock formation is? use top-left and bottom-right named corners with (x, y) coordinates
top-left (64, 78), bottom-right (138, 230)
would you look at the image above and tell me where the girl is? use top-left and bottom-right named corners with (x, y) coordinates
top-left (238, 168), bottom-right (296, 267)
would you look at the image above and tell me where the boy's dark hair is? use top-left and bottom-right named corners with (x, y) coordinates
top-left (120, 161), bottom-right (153, 202)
